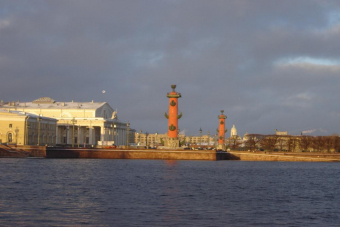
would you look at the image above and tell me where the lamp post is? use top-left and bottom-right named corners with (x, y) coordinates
top-left (199, 128), bottom-right (202, 147)
top-left (71, 117), bottom-right (77, 148)
top-left (77, 126), bottom-right (80, 148)
top-left (37, 116), bottom-right (41, 146)
top-left (139, 130), bottom-right (142, 145)
top-left (155, 132), bottom-right (158, 148)
top-left (145, 132), bottom-right (149, 149)
top-left (207, 130), bottom-right (210, 147)
top-left (189, 134), bottom-right (192, 149)
top-left (25, 116), bottom-right (30, 145)
top-left (126, 121), bottom-right (130, 148)
top-left (215, 133), bottom-right (218, 149)
top-left (113, 124), bottom-right (117, 145)
top-left (15, 127), bottom-right (19, 145)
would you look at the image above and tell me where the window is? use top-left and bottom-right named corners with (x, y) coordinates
top-left (9, 124), bottom-right (12, 128)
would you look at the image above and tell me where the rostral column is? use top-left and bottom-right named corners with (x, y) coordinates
top-left (217, 110), bottom-right (227, 150)
top-left (164, 85), bottom-right (182, 147)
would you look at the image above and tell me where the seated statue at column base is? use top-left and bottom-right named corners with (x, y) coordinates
top-left (216, 144), bottom-right (226, 151)
top-left (164, 138), bottom-right (180, 148)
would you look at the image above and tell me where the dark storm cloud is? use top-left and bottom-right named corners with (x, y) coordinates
top-left (1, 0), bottom-right (340, 136)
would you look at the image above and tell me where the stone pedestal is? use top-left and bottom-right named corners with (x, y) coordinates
top-left (217, 144), bottom-right (226, 151)
top-left (164, 138), bottom-right (180, 148)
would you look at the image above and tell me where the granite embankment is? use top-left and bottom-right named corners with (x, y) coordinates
top-left (0, 145), bottom-right (46, 158)
top-left (46, 148), bottom-right (227, 161)
top-left (227, 151), bottom-right (340, 162)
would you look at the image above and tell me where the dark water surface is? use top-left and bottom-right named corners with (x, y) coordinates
top-left (1, 159), bottom-right (340, 226)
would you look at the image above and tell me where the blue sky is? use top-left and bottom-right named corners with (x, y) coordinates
top-left (1, 0), bottom-right (340, 137)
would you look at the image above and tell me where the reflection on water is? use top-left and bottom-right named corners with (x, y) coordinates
top-left (0, 159), bottom-right (340, 226)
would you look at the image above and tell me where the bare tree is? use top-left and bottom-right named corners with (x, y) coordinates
top-left (276, 136), bottom-right (287, 151)
top-left (312, 136), bottom-right (324, 152)
top-left (244, 134), bottom-right (264, 151)
top-left (323, 136), bottom-right (334, 153)
top-left (331, 135), bottom-right (340, 153)
top-left (227, 135), bottom-right (242, 150)
top-left (298, 135), bottom-right (313, 152)
top-left (287, 136), bottom-right (298, 152)
top-left (260, 135), bottom-right (278, 151)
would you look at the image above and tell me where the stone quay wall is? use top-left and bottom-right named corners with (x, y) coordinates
top-left (46, 148), bottom-right (227, 161)
top-left (8, 145), bottom-right (46, 157)
top-left (227, 151), bottom-right (340, 162)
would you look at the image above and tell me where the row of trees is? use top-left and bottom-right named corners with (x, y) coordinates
top-left (227, 134), bottom-right (340, 153)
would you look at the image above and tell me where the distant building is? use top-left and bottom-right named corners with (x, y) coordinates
top-left (0, 97), bottom-right (134, 146)
top-left (275, 129), bottom-right (288, 136)
top-left (0, 109), bottom-right (57, 146)
top-left (134, 131), bottom-right (216, 147)
top-left (185, 134), bottom-right (215, 146)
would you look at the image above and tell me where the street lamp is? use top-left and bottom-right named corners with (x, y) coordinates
top-left (214, 133), bottom-right (218, 149)
top-left (207, 130), bottom-right (210, 147)
top-left (199, 128), bottom-right (202, 147)
top-left (139, 130), bottom-right (142, 145)
top-left (71, 117), bottom-right (77, 148)
top-left (77, 126), bottom-right (80, 148)
top-left (155, 132), bottom-right (158, 148)
top-left (126, 121), bottom-right (130, 148)
top-left (145, 132), bottom-right (149, 149)
top-left (37, 116), bottom-right (42, 146)
top-left (112, 124), bottom-right (116, 142)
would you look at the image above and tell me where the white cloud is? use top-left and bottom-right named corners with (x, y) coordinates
top-left (274, 60), bottom-right (340, 74)
top-left (0, 19), bottom-right (10, 29)
top-left (283, 93), bottom-right (315, 108)
top-left (276, 56), bottom-right (340, 66)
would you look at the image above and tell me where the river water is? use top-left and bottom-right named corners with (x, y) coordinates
top-left (0, 158), bottom-right (339, 226)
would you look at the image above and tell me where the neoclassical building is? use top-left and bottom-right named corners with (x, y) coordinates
top-left (0, 97), bottom-right (133, 147)
top-left (0, 109), bottom-right (57, 146)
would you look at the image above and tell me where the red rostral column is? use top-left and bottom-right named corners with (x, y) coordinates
top-left (165, 85), bottom-right (182, 139)
top-left (218, 110), bottom-right (227, 147)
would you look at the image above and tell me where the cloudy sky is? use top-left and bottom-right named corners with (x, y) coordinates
top-left (1, 0), bottom-right (340, 137)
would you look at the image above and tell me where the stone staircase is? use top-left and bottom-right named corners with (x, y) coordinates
top-left (0, 144), bottom-right (29, 158)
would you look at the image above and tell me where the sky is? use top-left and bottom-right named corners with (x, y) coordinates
top-left (1, 0), bottom-right (340, 137)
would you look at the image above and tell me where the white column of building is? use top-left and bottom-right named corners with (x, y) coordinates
top-left (77, 126), bottom-right (81, 146)
top-left (118, 128), bottom-right (121, 145)
top-left (56, 126), bottom-right (59, 144)
top-left (89, 127), bottom-right (94, 145)
top-left (121, 128), bottom-right (125, 145)
top-left (100, 126), bottom-right (105, 144)
top-left (109, 127), bottom-right (113, 142)
top-left (66, 126), bottom-right (71, 145)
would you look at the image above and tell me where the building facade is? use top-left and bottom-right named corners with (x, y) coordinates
top-left (0, 109), bottom-right (57, 146)
top-left (0, 97), bottom-right (133, 147)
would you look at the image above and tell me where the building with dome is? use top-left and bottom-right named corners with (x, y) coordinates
top-left (230, 125), bottom-right (237, 137)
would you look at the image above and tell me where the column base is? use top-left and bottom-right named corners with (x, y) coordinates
top-left (164, 138), bottom-right (180, 148)
top-left (217, 144), bottom-right (226, 151)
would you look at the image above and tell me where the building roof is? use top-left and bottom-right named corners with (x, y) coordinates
top-left (0, 109), bottom-right (57, 121)
top-left (1, 97), bottom-right (108, 110)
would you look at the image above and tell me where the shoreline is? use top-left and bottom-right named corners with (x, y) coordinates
top-left (1, 145), bottom-right (340, 162)
top-left (227, 151), bottom-right (340, 162)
